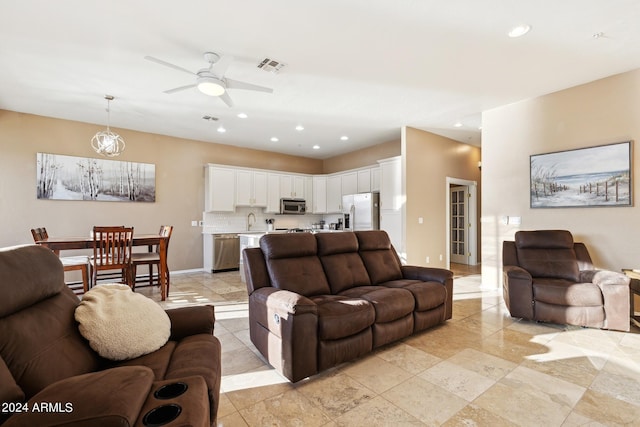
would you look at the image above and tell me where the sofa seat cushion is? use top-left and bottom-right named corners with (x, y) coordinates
top-left (533, 279), bottom-right (603, 306)
top-left (310, 295), bottom-right (375, 340)
top-left (382, 280), bottom-right (447, 311)
top-left (338, 287), bottom-right (415, 323)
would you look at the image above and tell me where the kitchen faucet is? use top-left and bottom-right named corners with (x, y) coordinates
top-left (247, 212), bottom-right (256, 230)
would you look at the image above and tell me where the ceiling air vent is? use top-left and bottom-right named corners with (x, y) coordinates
top-left (257, 58), bottom-right (286, 73)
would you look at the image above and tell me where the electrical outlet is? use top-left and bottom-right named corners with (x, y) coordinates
top-left (439, 254), bottom-right (443, 261)
top-left (191, 220), bottom-right (198, 227)
top-left (426, 256), bottom-right (430, 264)
top-left (418, 217), bottom-right (423, 224)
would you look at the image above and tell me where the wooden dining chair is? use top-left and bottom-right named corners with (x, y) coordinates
top-left (30, 227), bottom-right (92, 295)
top-left (92, 226), bottom-right (134, 288)
top-left (131, 225), bottom-right (173, 294)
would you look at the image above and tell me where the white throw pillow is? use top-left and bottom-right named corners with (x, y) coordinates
top-left (75, 284), bottom-right (171, 361)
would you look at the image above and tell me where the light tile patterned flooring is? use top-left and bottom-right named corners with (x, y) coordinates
top-left (136, 266), bottom-right (640, 426)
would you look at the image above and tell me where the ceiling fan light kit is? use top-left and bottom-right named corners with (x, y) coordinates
top-left (91, 95), bottom-right (125, 157)
top-left (197, 76), bottom-right (226, 96)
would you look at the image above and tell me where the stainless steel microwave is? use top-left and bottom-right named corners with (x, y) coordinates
top-left (280, 198), bottom-right (306, 215)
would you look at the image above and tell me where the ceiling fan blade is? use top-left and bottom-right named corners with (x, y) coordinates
top-left (225, 78), bottom-right (274, 93)
top-left (144, 56), bottom-right (196, 76)
top-left (164, 84), bottom-right (197, 94)
top-left (219, 92), bottom-right (234, 107)
top-left (210, 54), bottom-right (234, 77)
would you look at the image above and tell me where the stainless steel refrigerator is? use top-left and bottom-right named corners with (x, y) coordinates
top-left (342, 192), bottom-right (380, 231)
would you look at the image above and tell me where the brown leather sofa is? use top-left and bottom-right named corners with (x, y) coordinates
top-left (503, 230), bottom-right (630, 332)
top-left (243, 230), bottom-right (453, 382)
top-left (0, 245), bottom-right (221, 426)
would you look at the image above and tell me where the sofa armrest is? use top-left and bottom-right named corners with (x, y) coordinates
top-left (502, 265), bottom-right (534, 320)
top-left (401, 265), bottom-right (453, 284)
top-left (586, 270), bottom-right (630, 332)
top-left (166, 305), bottom-right (215, 341)
top-left (251, 287), bottom-right (317, 316)
top-left (249, 287), bottom-right (318, 382)
top-left (3, 366), bottom-right (154, 427)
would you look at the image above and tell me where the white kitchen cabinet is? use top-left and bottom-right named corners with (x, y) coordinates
top-left (266, 173), bottom-right (281, 213)
top-left (312, 175), bottom-right (327, 213)
top-left (326, 175), bottom-right (343, 213)
top-left (236, 170), bottom-right (267, 207)
top-left (205, 166), bottom-right (235, 212)
top-left (305, 176), bottom-right (314, 212)
top-left (341, 172), bottom-right (358, 195)
top-left (379, 157), bottom-right (402, 211)
top-left (371, 167), bottom-right (380, 192)
top-left (279, 174), bottom-right (305, 199)
top-left (357, 169), bottom-right (371, 193)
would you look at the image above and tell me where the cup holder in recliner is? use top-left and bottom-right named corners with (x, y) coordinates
top-left (153, 382), bottom-right (188, 399)
top-left (142, 404), bottom-right (182, 426)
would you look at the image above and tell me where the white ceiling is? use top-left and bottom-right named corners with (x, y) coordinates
top-left (2, 1), bottom-right (640, 159)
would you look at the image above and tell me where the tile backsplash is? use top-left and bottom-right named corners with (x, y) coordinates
top-left (203, 207), bottom-right (342, 233)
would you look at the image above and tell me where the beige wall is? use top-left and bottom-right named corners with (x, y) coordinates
top-left (323, 139), bottom-right (400, 173)
top-left (481, 68), bottom-right (640, 288)
top-left (0, 110), bottom-right (322, 271)
top-left (403, 127), bottom-right (481, 268)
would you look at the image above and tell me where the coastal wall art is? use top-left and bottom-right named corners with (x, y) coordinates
top-left (530, 141), bottom-right (632, 208)
top-left (36, 152), bottom-right (155, 202)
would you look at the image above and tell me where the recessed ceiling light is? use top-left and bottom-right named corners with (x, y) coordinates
top-left (217, 125), bottom-right (226, 133)
top-left (508, 24), bottom-right (531, 38)
top-left (295, 125), bottom-right (304, 131)
top-left (454, 122), bottom-right (462, 128)
top-left (237, 112), bottom-right (248, 119)
top-left (340, 136), bottom-right (349, 141)
top-left (312, 145), bottom-right (320, 150)
top-left (270, 137), bottom-right (279, 142)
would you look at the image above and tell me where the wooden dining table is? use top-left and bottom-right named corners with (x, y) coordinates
top-left (35, 234), bottom-right (170, 300)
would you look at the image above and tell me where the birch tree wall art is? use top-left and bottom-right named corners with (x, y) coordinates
top-left (36, 153), bottom-right (155, 202)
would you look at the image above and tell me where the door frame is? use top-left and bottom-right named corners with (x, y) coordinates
top-left (445, 177), bottom-right (478, 267)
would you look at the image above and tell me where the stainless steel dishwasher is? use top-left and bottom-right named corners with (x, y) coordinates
top-left (212, 234), bottom-right (240, 271)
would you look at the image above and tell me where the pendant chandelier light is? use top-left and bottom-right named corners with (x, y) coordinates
top-left (91, 95), bottom-right (125, 157)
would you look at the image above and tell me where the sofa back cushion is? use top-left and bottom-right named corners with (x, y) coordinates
top-left (316, 232), bottom-right (371, 294)
top-left (260, 233), bottom-right (331, 296)
top-left (355, 231), bottom-right (403, 284)
top-left (0, 245), bottom-right (101, 398)
top-left (515, 230), bottom-right (580, 282)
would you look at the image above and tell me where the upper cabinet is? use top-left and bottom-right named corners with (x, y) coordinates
top-left (205, 163), bottom-right (382, 213)
top-left (236, 170), bottom-right (267, 207)
top-left (280, 174), bottom-right (305, 199)
top-left (341, 172), bottom-right (358, 196)
top-left (205, 166), bottom-right (236, 212)
top-left (312, 176), bottom-right (327, 213)
top-left (379, 157), bottom-right (402, 211)
top-left (326, 175), bottom-right (343, 213)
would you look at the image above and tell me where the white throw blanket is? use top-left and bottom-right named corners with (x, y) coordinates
top-left (75, 284), bottom-right (171, 361)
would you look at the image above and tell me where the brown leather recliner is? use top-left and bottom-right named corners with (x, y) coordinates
top-left (502, 230), bottom-right (630, 331)
top-left (0, 245), bottom-right (221, 426)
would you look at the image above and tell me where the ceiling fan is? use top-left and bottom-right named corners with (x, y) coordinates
top-left (144, 52), bottom-right (273, 107)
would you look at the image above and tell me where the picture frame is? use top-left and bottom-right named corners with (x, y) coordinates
top-left (530, 141), bottom-right (632, 208)
top-left (36, 152), bottom-right (156, 202)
